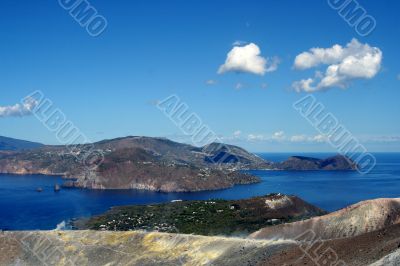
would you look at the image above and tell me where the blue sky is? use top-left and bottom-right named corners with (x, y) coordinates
top-left (0, 0), bottom-right (399, 152)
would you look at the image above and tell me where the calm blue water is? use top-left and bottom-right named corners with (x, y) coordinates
top-left (1, 153), bottom-right (399, 230)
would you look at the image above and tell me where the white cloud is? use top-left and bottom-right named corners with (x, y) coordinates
top-left (235, 82), bottom-right (244, 90)
top-left (232, 40), bottom-right (247, 46)
top-left (310, 134), bottom-right (328, 143)
top-left (246, 131), bottom-right (285, 142)
top-left (0, 97), bottom-right (38, 118)
top-left (397, 74), bottom-right (400, 80)
top-left (272, 131), bottom-right (285, 141)
top-left (233, 130), bottom-right (242, 138)
top-left (293, 39), bottom-right (382, 92)
top-left (291, 134), bottom-right (328, 143)
top-left (206, 79), bottom-right (217, 85)
top-left (240, 131), bottom-right (334, 144)
top-left (265, 56), bottom-right (280, 73)
top-left (290, 135), bottom-right (307, 142)
top-left (294, 44), bottom-right (345, 70)
top-left (360, 135), bottom-right (400, 143)
top-left (218, 43), bottom-right (279, 75)
top-left (292, 78), bottom-right (315, 93)
top-left (247, 134), bottom-right (267, 142)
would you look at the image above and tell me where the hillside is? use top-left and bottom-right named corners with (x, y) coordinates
top-left (1, 224), bottom-right (400, 265)
top-left (1, 198), bottom-right (400, 265)
top-left (0, 136), bottom-right (356, 191)
top-left (77, 193), bottom-right (326, 235)
top-left (250, 197), bottom-right (400, 240)
top-left (0, 230), bottom-right (276, 266)
top-left (274, 154), bottom-right (357, 170)
top-left (0, 136), bottom-right (43, 151)
top-left (0, 136), bottom-right (264, 192)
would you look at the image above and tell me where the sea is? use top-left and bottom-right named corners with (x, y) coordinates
top-left (0, 153), bottom-right (399, 230)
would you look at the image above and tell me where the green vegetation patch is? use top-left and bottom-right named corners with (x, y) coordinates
top-left (81, 195), bottom-right (319, 236)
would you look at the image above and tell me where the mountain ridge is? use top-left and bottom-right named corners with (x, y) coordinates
top-left (0, 136), bottom-right (43, 151)
top-left (0, 136), bottom-right (356, 192)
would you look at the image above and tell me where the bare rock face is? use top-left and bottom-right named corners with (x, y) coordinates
top-left (369, 249), bottom-right (400, 266)
top-left (1, 224), bottom-right (399, 266)
top-left (264, 194), bottom-right (294, 209)
top-left (250, 198), bottom-right (400, 240)
top-left (261, 223), bottom-right (400, 266)
top-left (0, 230), bottom-right (287, 266)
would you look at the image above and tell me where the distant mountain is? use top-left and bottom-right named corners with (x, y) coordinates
top-left (273, 154), bottom-right (357, 170)
top-left (0, 136), bottom-right (356, 192)
top-left (203, 142), bottom-right (267, 166)
top-left (0, 136), bottom-right (43, 151)
top-left (0, 136), bottom-right (263, 192)
top-left (93, 136), bottom-right (271, 169)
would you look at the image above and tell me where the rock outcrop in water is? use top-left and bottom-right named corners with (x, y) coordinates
top-left (0, 136), bottom-right (356, 192)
